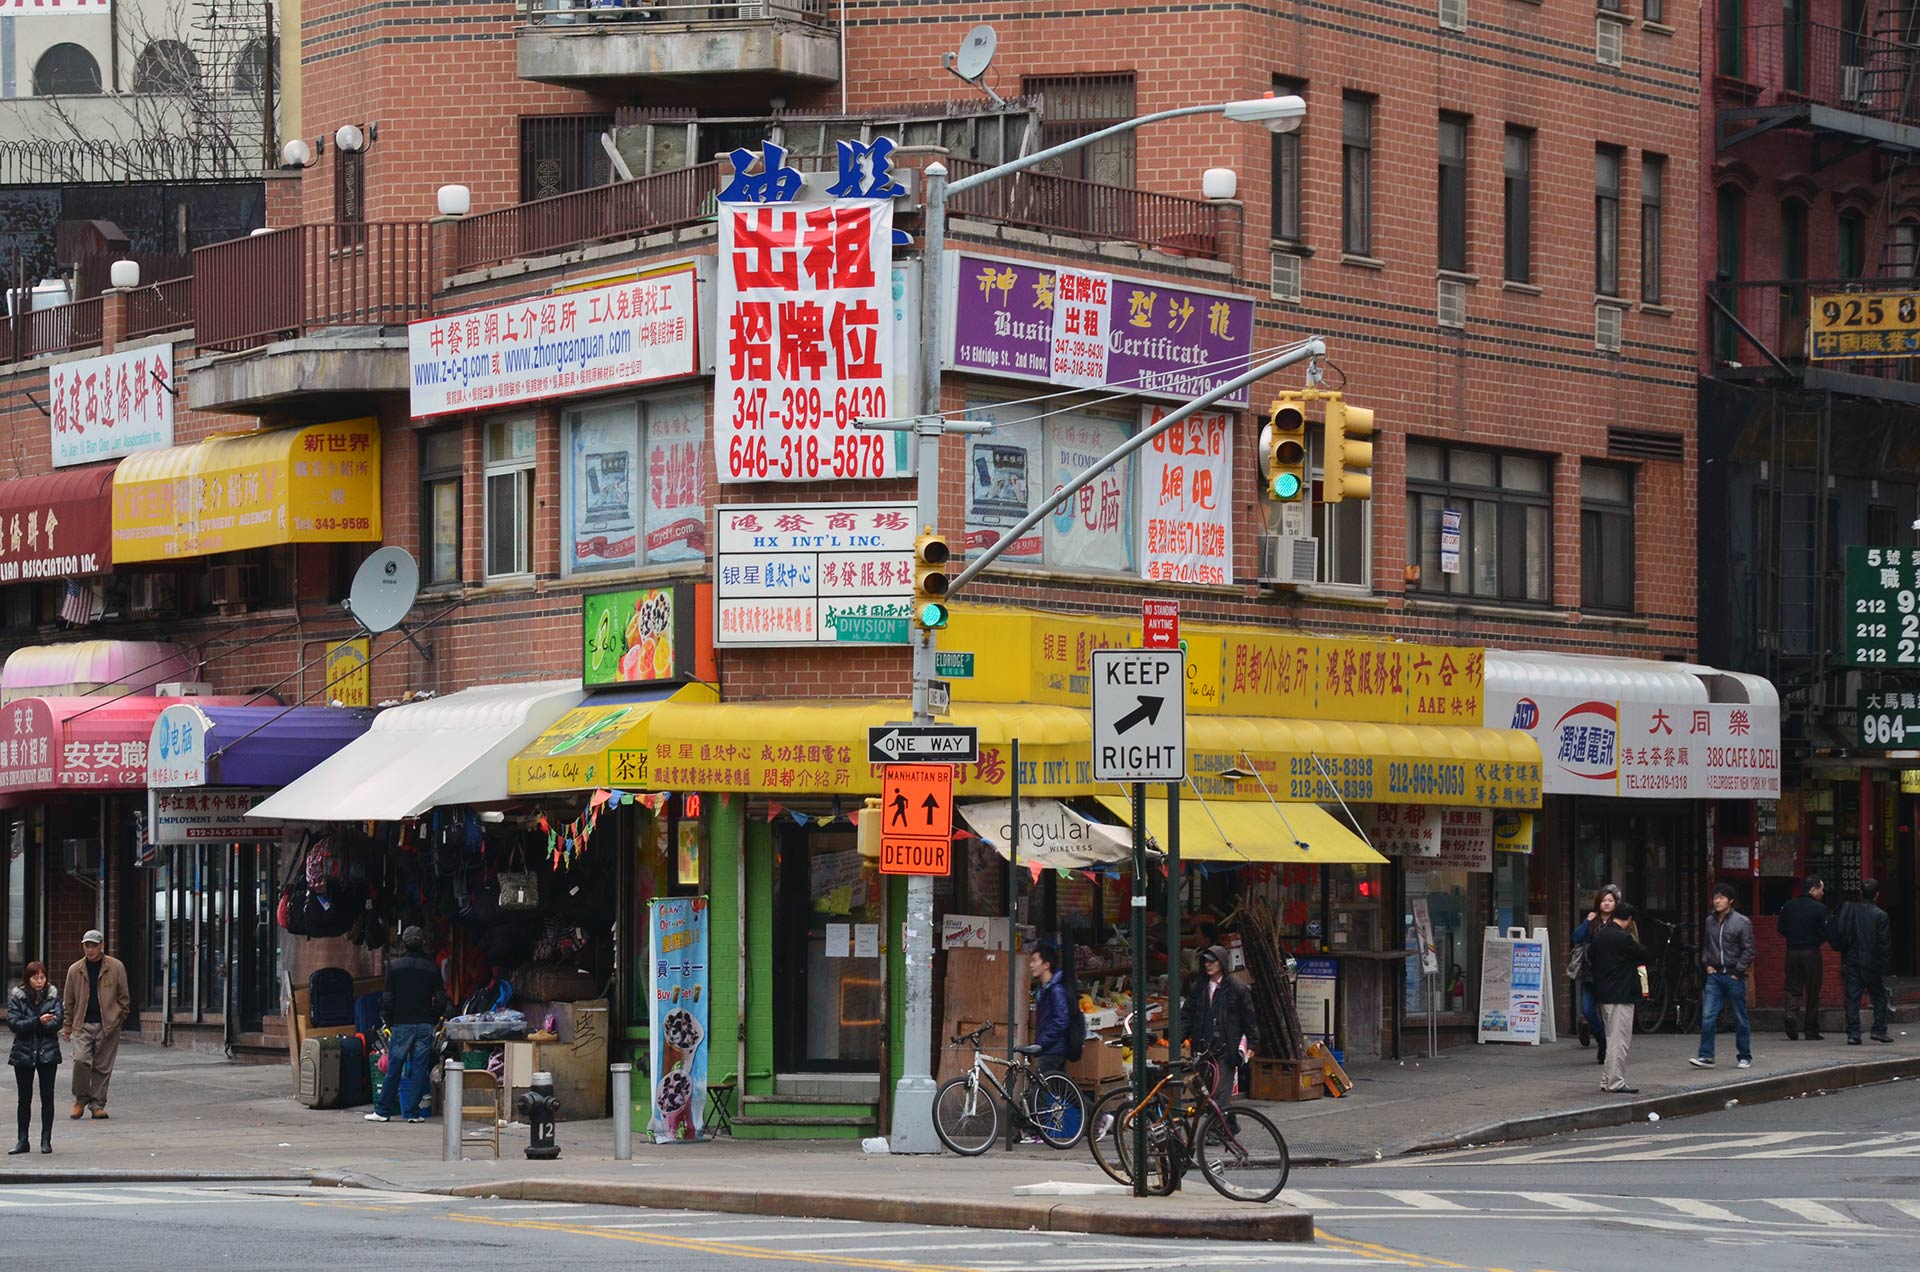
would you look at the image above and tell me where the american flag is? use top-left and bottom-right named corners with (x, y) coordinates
top-left (60, 580), bottom-right (101, 625)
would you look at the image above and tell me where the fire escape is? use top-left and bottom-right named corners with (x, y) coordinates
top-left (1711, 4), bottom-right (1920, 762)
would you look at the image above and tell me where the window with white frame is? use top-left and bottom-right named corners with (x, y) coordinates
top-left (1406, 442), bottom-right (1552, 603)
top-left (562, 394), bottom-right (708, 575)
top-left (484, 417), bottom-right (536, 578)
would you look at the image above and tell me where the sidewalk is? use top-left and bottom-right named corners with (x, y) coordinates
top-left (1, 1029), bottom-right (1913, 1238)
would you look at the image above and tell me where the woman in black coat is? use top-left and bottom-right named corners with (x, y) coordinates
top-left (8, 960), bottom-right (63, 1154)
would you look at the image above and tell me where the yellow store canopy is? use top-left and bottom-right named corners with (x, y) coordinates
top-left (1095, 794), bottom-right (1385, 865)
top-left (111, 418), bottom-right (381, 563)
top-left (510, 682), bottom-right (719, 795)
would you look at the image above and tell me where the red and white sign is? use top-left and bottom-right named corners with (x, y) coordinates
top-left (716, 200), bottom-right (898, 482)
top-left (1139, 405), bottom-right (1232, 585)
top-left (1049, 268), bottom-right (1109, 389)
top-left (1142, 599), bottom-right (1179, 650)
top-left (1, 0), bottom-right (109, 13)
top-left (1487, 690), bottom-right (1781, 798)
top-left (408, 267), bottom-right (699, 419)
top-left (49, 344), bottom-right (174, 468)
top-left (149, 789), bottom-right (285, 844)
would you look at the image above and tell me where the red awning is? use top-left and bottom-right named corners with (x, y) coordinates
top-left (0, 695), bottom-right (247, 793)
top-left (0, 466), bottom-right (116, 580)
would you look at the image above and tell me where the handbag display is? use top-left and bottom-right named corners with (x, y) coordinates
top-left (497, 843), bottom-right (540, 911)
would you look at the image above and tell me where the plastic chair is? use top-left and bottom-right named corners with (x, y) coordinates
top-left (459, 1069), bottom-right (505, 1158)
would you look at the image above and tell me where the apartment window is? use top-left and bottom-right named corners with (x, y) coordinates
top-left (1718, 0), bottom-right (1744, 77)
top-left (1594, 147), bottom-right (1623, 297)
top-left (1839, 209), bottom-right (1868, 278)
top-left (484, 417), bottom-right (536, 578)
top-left (1780, 198), bottom-right (1808, 279)
top-left (1641, 155), bottom-right (1665, 303)
top-left (1438, 114), bottom-right (1469, 273)
top-left (1406, 443), bottom-right (1552, 603)
top-left (420, 429), bottom-right (464, 588)
top-left (1271, 78), bottom-right (1304, 242)
top-left (1309, 429), bottom-right (1371, 588)
top-left (563, 394), bottom-right (708, 575)
top-left (1646, 0), bottom-right (1664, 21)
top-left (1343, 94), bottom-right (1375, 256)
top-left (1504, 128), bottom-right (1533, 283)
top-left (1023, 73), bottom-right (1136, 186)
top-left (32, 43), bottom-right (101, 95)
top-left (1581, 464), bottom-right (1635, 612)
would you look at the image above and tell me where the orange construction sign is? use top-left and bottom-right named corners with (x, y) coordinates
top-left (879, 762), bottom-right (954, 876)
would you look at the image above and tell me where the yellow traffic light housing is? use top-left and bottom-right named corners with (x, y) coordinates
top-left (1262, 395), bottom-right (1308, 502)
top-left (1323, 395), bottom-right (1375, 503)
top-left (913, 530), bottom-right (951, 629)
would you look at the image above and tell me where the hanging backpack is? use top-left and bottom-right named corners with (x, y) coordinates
top-left (1065, 996), bottom-right (1088, 1062)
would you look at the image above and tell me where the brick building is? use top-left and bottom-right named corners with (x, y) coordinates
top-left (0, 0), bottom-right (1777, 1128)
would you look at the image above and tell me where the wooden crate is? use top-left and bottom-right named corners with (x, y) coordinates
top-left (1249, 1058), bottom-right (1322, 1102)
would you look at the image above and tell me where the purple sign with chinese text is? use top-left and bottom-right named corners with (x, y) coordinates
top-left (947, 253), bottom-right (1255, 406)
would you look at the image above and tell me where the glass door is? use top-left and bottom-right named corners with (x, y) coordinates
top-left (775, 825), bottom-right (884, 1071)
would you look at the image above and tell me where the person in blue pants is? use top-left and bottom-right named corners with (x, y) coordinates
top-left (367, 927), bottom-right (447, 1123)
top-left (1573, 885), bottom-right (1623, 1066)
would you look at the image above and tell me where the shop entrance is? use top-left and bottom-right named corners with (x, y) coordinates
top-left (774, 824), bottom-right (884, 1072)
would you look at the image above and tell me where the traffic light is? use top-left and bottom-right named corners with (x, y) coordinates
top-left (856, 797), bottom-right (884, 858)
top-left (1322, 394), bottom-right (1375, 503)
top-left (1262, 395), bottom-right (1308, 501)
top-left (913, 530), bottom-right (951, 629)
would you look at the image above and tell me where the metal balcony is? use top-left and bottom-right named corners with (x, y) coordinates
top-left (515, 0), bottom-right (840, 88)
top-left (1717, 22), bottom-right (1920, 153)
top-left (1710, 278), bottom-right (1920, 404)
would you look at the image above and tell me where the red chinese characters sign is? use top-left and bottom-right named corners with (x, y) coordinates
top-left (716, 201), bottom-right (899, 482)
top-left (0, 697), bottom-right (155, 792)
top-left (49, 344), bottom-right (174, 468)
top-left (1139, 406), bottom-right (1232, 585)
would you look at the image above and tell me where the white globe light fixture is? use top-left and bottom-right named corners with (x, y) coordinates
top-left (1201, 168), bottom-right (1238, 201)
top-left (436, 184), bottom-right (472, 217)
top-left (108, 259), bottom-right (140, 289)
top-left (334, 123), bottom-right (367, 154)
top-left (281, 137), bottom-right (314, 168)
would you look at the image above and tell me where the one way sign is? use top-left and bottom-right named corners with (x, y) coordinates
top-left (867, 724), bottom-right (979, 764)
top-left (1091, 648), bottom-right (1186, 782)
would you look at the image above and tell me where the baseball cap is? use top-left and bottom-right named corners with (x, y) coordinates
top-left (82, 930), bottom-right (104, 945)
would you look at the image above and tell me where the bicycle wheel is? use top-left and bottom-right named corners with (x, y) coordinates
top-left (933, 1074), bottom-right (1000, 1156)
top-left (1634, 972), bottom-right (1667, 1033)
top-left (1676, 968), bottom-right (1704, 1033)
top-left (1086, 1086), bottom-right (1135, 1185)
top-left (1115, 1103), bottom-right (1188, 1196)
top-left (1194, 1105), bottom-right (1291, 1203)
top-left (1026, 1072), bottom-right (1087, 1149)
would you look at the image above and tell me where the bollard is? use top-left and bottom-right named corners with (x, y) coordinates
top-left (516, 1070), bottom-right (561, 1160)
top-left (610, 1063), bottom-right (633, 1160)
top-left (442, 1059), bottom-right (464, 1162)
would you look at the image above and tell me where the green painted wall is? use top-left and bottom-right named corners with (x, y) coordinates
top-left (745, 818), bottom-right (776, 1096)
top-left (887, 875), bottom-right (907, 1096)
top-left (706, 793), bottom-right (742, 1090)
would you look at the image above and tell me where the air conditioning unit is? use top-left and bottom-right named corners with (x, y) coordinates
top-left (1842, 65), bottom-right (1867, 105)
top-left (63, 838), bottom-right (101, 879)
top-left (156, 682), bottom-right (214, 697)
top-left (1437, 278), bottom-right (1467, 329)
top-left (1595, 303), bottom-right (1624, 353)
top-left (1438, 0), bottom-right (1466, 31)
top-left (128, 573), bottom-right (180, 618)
top-left (1271, 251), bottom-right (1302, 303)
top-left (205, 563), bottom-right (256, 609)
top-left (1257, 533), bottom-right (1319, 586)
top-left (1595, 16), bottom-right (1624, 67)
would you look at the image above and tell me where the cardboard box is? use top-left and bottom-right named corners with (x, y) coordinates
top-left (1065, 1042), bottom-right (1127, 1086)
top-left (1249, 1058), bottom-right (1322, 1102)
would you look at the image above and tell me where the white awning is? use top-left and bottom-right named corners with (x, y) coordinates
top-left (958, 799), bottom-right (1133, 870)
top-left (1484, 652), bottom-right (1780, 800)
top-left (247, 679), bottom-right (582, 821)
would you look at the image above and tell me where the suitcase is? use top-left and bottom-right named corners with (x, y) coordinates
top-left (353, 991), bottom-right (384, 1041)
top-left (298, 1036), bottom-right (343, 1108)
top-left (337, 1032), bottom-right (370, 1108)
top-left (309, 967), bottom-right (356, 1027)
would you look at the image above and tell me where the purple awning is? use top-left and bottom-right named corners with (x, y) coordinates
top-left (176, 705), bottom-right (377, 788)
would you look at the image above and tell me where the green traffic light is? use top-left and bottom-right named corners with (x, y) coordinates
top-left (1271, 472), bottom-right (1303, 500)
top-left (918, 601), bottom-right (951, 629)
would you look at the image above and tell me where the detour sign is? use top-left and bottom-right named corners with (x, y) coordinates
top-left (880, 762), bottom-right (954, 876)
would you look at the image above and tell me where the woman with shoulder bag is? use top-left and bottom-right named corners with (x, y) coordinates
top-left (1570, 885), bottom-right (1623, 1067)
top-left (7, 961), bottom-right (63, 1154)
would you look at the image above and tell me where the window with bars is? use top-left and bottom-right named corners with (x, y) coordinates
top-left (1021, 73), bottom-right (1136, 186)
top-left (1438, 113), bottom-right (1469, 273)
top-left (1406, 442), bottom-right (1553, 603)
top-left (1343, 93), bottom-right (1375, 256)
top-left (1272, 77), bottom-right (1304, 243)
top-left (1504, 127), bottom-right (1533, 283)
top-left (521, 114), bottom-right (616, 201)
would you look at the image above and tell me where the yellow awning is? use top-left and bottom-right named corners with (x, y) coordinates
top-left (509, 682), bottom-right (719, 795)
top-left (111, 418), bottom-right (382, 563)
top-left (1185, 715), bottom-right (1542, 809)
top-left (1095, 795), bottom-right (1386, 865)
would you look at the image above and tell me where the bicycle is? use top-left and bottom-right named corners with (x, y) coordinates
top-left (931, 1022), bottom-right (1087, 1155)
top-left (1635, 915), bottom-right (1703, 1034)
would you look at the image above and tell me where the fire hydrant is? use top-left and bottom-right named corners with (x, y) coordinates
top-left (517, 1071), bottom-right (561, 1160)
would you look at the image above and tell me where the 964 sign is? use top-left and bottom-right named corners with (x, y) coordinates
top-left (1860, 705), bottom-right (1920, 748)
top-left (1843, 547), bottom-right (1920, 666)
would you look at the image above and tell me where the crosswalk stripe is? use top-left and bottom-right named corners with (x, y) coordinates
top-left (1275, 1189), bottom-right (1346, 1209)
top-left (1375, 1190), bottom-right (1470, 1211)
top-left (1765, 1199), bottom-right (1852, 1226)
top-left (1652, 1198), bottom-right (1745, 1223)
top-left (1888, 1200), bottom-right (1920, 1221)
top-left (1512, 1191), bottom-right (1615, 1213)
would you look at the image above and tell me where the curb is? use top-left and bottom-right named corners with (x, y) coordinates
top-left (1390, 1053), bottom-right (1920, 1157)
top-left (0, 1169), bottom-right (312, 1186)
top-left (325, 1175), bottom-right (1313, 1243)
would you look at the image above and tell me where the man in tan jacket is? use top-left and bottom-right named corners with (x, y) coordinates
top-left (61, 930), bottom-right (130, 1119)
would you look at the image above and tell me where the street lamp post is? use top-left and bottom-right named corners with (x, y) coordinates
top-left (885, 95), bottom-right (1310, 1155)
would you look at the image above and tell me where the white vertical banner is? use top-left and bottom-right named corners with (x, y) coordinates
top-left (1049, 268), bottom-right (1110, 389)
top-left (1138, 405), bottom-right (1232, 585)
top-left (715, 200), bottom-right (899, 482)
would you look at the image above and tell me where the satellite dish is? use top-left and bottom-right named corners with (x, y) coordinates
top-left (346, 547), bottom-right (420, 634)
top-left (953, 24), bottom-right (997, 82)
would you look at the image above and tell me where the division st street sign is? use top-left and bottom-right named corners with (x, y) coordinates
top-left (867, 724), bottom-right (979, 765)
top-left (1090, 647), bottom-right (1186, 782)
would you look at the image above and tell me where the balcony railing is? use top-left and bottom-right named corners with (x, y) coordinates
top-left (0, 293), bottom-right (105, 362)
top-left (125, 277), bottom-right (195, 340)
top-left (454, 161), bottom-right (721, 272)
top-left (1711, 278), bottom-right (1920, 387)
top-left (1719, 22), bottom-right (1919, 125)
top-left (944, 158), bottom-right (1227, 260)
top-left (194, 223), bottom-right (434, 353)
top-left (516, 0), bottom-right (829, 28)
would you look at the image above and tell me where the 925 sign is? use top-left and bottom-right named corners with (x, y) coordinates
top-left (1844, 546), bottom-right (1920, 666)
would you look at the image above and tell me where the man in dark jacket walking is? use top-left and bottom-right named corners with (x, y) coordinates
top-left (1833, 879), bottom-right (1894, 1045)
top-left (1690, 883), bottom-right (1756, 1070)
top-left (366, 927), bottom-right (446, 1124)
top-left (1591, 902), bottom-right (1650, 1094)
top-left (1027, 945), bottom-right (1071, 1076)
top-left (1183, 946), bottom-right (1257, 1100)
top-left (1776, 876), bottom-right (1831, 1040)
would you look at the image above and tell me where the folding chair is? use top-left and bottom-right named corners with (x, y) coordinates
top-left (704, 1073), bottom-right (737, 1138)
top-left (458, 1069), bottom-right (506, 1158)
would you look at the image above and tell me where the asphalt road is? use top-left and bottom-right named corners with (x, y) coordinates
top-left (6, 1080), bottom-right (1917, 1271)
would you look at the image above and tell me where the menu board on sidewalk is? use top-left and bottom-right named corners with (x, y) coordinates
top-left (1476, 927), bottom-right (1554, 1046)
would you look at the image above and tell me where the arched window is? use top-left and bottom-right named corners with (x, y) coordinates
top-left (233, 38), bottom-right (273, 96)
top-left (1838, 208), bottom-right (1868, 278)
top-left (1779, 198), bottom-right (1809, 280)
top-left (133, 40), bottom-right (201, 94)
top-left (1892, 218), bottom-right (1920, 276)
top-left (32, 43), bottom-right (103, 96)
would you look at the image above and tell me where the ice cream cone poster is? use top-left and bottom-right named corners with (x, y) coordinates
top-left (648, 895), bottom-right (710, 1142)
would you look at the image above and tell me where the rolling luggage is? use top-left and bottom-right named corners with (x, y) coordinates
top-left (337, 1032), bottom-right (370, 1108)
top-left (298, 1036), bottom-right (343, 1108)
top-left (309, 967), bottom-right (356, 1027)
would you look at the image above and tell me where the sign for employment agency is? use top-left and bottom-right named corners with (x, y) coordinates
top-left (149, 788), bottom-right (284, 844)
top-left (715, 502), bottom-right (915, 646)
top-left (409, 264), bottom-right (700, 418)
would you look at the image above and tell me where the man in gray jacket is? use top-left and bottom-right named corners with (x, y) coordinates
top-left (1689, 883), bottom-right (1755, 1070)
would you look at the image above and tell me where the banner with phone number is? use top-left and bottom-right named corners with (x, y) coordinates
top-left (716, 200), bottom-right (900, 482)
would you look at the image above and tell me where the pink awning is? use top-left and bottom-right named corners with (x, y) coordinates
top-left (0, 695), bottom-right (247, 793)
top-left (1, 641), bottom-right (194, 703)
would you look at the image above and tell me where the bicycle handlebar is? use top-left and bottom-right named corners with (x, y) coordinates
top-left (951, 1021), bottom-right (997, 1046)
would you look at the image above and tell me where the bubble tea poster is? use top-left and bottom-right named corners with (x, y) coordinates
top-left (648, 896), bottom-right (710, 1142)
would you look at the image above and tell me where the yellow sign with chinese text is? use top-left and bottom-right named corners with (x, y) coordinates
top-left (324, 638), bottom-right (370, 707)
top-left (1809, 291), bottom-right (1920, 360)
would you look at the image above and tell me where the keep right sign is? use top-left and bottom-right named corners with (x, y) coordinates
top-left (1091, 648), bottom-right (1186, 782)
